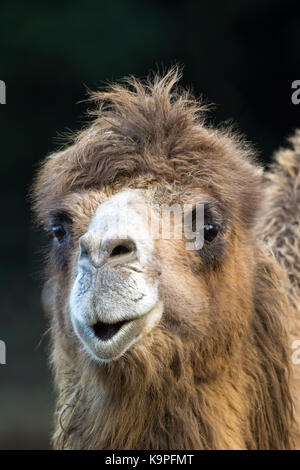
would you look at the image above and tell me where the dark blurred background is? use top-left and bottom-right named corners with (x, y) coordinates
top-left (0, 0), bottom-right (299, 450)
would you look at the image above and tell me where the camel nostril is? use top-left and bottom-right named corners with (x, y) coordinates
top-left (79, 235), bottom-right (91, 260)
top-left (111, 245), bottom-right (131, 256)
top-left (80, 245), bottom-right (88, 258)
top-left (110, 240), bottom-right (136, 258)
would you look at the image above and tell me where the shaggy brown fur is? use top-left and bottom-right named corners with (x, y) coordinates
top-left (259, 136), bottom-right (300, 445)
top-left (32, 69), bottom-right (299, 449)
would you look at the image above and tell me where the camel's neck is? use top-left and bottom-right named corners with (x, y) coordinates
top-left (97, 374), bottom-right (248, 450)
top-left (53, 344), bottom-right (251, 450)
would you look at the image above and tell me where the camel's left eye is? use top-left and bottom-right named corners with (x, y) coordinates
top-left (52, 224), bottom-right (66, 242)
top-left (203, 224), bottom-right (219, 242)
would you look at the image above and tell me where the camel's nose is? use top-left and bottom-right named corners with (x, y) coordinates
top-left (79, 234), bottom-right (137, 268)
top-left (77, 189), bottom-right (154, 270)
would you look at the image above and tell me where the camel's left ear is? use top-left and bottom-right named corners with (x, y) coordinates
top-left (251, 247), bottom-right (295, 449)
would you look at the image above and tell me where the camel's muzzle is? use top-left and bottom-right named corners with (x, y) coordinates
top-left (69, 189), bottom-right (163, 362)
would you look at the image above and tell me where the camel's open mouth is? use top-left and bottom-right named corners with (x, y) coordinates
top-left (71, 301), bottom-right (163, 361)
top-left (92, 320), bottom-right (128, 341)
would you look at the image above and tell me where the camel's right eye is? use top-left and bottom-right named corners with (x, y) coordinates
top-left (52, 224), bottom-right (66, 242)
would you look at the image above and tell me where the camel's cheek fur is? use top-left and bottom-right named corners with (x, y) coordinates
top-left (156, 224), bottom-right (255, 378)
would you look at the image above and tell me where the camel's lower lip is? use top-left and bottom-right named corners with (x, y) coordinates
top-left (92, 319), bottom-right (129, 341)
top-left (71, 301), bottom-right (163, 362)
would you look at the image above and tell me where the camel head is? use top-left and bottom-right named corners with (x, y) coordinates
top-left (33, 69), bottom-right (298, 450)
top-left (33, 70), bottom-right (265, 371)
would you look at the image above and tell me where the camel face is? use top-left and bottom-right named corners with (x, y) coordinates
top-left (61, 178), bottom-right (253, 368)
top-left (69, 189), bottom-right (163, 361)
top-left (33, 71), bottom-right (300, 449)
top-left (68, 186), bottom-right (222, 362)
